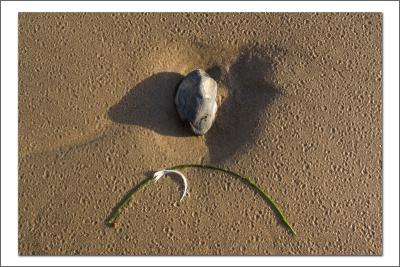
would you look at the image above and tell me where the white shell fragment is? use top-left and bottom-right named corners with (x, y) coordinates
top-left (153, 169), bottom-right (188, 201)
top-left (175, 69), bottom-right (218, 135)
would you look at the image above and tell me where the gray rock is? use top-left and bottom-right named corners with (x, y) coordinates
top-left (175, 69), bottom-right (218, 135)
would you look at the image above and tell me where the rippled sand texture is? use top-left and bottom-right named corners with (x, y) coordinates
top-left (19, 13), bottom-right (382, 255)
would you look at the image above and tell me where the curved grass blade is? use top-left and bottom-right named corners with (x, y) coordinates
top-left (170, 164), bottom-right (297, 235)
top-left (106, 164), bottom-right (296, 236)
top-left (106, 176), bottom-right (153, 227)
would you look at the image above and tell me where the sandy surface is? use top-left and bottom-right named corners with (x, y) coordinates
top-left (18, 13), bottom-right (382, 255)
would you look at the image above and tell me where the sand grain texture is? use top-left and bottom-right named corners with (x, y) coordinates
top-left (19, 13), bottom-right (382, 255)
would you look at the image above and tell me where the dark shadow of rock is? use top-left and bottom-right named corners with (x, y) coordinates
top-left (206, 65), bottom-right (223, 82)
top-left (205, 51), bottom-right (280, 163)
top-left (108, 72), bottom-right (189, 137)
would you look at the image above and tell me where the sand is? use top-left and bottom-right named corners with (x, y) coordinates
top-left (18, 13), bottom-right (382, 255)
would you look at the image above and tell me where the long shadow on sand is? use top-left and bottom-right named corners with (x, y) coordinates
top-left (206, 51), bottom-right (280, 163)
top-left (108, 50), bottom-right (280, 164)
top-left (108, 72), bottom-right (188, 137)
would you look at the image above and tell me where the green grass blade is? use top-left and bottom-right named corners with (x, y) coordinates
top-left (106, 164), bottom-right (296, 236)
top-left (106, 176), bottom-right (153, 227)
top-left (170, 164), bottom-right (297, 235)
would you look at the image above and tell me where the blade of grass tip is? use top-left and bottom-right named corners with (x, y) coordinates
top-left (170, 164), bottom-right (296, 235)
top-left (106, 176), bottom-right (153, 227)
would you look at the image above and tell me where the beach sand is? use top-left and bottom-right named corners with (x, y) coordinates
top-left (18, 13), bottom-right (382, 255)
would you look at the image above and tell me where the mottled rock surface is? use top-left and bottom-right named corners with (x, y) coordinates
top-left (175, 69), bottom-right (218, 135)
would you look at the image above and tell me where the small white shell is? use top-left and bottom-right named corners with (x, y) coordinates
top-left (153, 169), bottom-right (188, 201)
